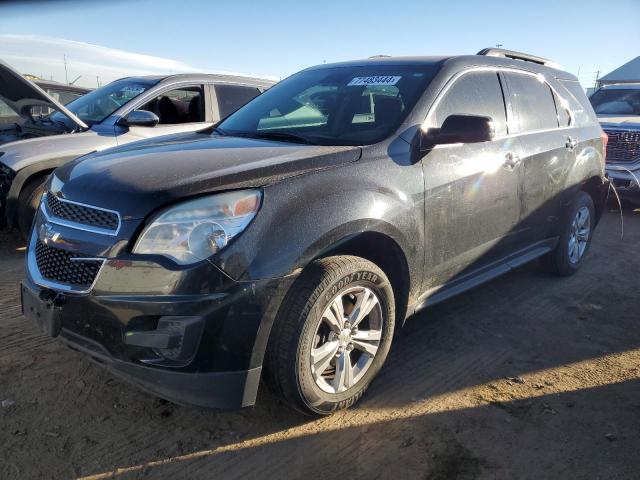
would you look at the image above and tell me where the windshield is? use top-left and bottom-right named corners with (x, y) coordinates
top-left (50, 77), bottom-right (158, 126)
top-left (590, 88), bottom-right (640, 116)
top-left (218, 65), bottom-right (438, 145)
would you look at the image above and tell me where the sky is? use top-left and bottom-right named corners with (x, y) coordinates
top-left (0, 0), bottom-right (638, 89)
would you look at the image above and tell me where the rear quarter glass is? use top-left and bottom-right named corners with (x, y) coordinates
top-left (559, 79), bottom-right (599, 126)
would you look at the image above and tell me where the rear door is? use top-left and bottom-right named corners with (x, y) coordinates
top-left (421, 70), bottom-right (522, 289)
top-left (502, 71), bottom-right (574, 244)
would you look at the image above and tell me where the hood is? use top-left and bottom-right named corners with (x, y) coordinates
top-left (0, 60), bottom-right (87, 129)
top-left (598, 115), bottom-right (640, 129)
top-left (54, 132), bottom-right (362, 219)
top-left (0, 126), bottom-right (116, 172)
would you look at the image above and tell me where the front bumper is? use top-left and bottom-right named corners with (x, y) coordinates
top-left (23, 222), bottom-right (296, 408)
top-left (606, 162), bottom-right (640, 200)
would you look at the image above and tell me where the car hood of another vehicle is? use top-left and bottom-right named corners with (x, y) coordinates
top-left (598, 115), bottom-right (640, 129)
top-left (0, 127), bottom-right (114, 172)
top-left (0, 60), bottom-right (87, 130)
top-left (53, 131), bottom-right (363, 220)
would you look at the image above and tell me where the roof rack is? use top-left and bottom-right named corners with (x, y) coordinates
top-left (476, 48), bottom-right (561, 69)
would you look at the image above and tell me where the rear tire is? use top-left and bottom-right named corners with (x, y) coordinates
top-left (542, 191), bottom-right (595, 276)
top-left (18, 176), bottom-right (47, 240)
top-left (264, 255), bottom-right (395, 415)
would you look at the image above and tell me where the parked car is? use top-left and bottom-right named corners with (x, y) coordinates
top-left (589, 83), bottom-right (640, 203)
top-left (21, 48), bottom-right (607, 415)
top-left (0, 60), bottom-right (274, 234)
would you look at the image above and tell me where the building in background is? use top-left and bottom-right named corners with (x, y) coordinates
top-left (597, 56), bottom-right (640, 87)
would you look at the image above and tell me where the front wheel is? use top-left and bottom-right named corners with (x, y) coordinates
top-left (264, 256), bottom-right (395, 415)
top-left (542, 191), bottom-right (595, 276)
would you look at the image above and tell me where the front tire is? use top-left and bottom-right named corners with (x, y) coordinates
top-left (265, 255), bottom-right (395, 415)
top-left (542, 191), bottom-right (595, 276)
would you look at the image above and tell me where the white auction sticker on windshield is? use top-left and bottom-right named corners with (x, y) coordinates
top-left (347, 76), bottom-right (401, 86)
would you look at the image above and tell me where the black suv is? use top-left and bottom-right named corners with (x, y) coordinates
top-left (22, 49), bottom-right (606, 415)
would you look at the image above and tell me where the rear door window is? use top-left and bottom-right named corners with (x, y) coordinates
top-left (505, 73), bottom-right (559, 132)
top-left (430, 71), bottom-right (508, 136)
top-left (215, 85), bottom-right (261, 118)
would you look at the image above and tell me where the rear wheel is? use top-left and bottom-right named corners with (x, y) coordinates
top-left (264, 255), bottom-right (395, 415)
top-left (542, 191), bottom-right (595, 276)
top-left (18, 175), bottom-right (47, 240)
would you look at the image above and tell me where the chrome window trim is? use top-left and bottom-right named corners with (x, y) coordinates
top-left (41, 192), bottom-right (121, 236)
top-left (113, 78), bottom-right (272, 121)
top-left (27, 233), bottom-right (105, 294)
top-left (422, 65), bottom-right (575, 133)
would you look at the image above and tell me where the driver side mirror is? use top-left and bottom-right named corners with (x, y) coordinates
top-left (419, 114), bottom-right (495, 152)
top-left (118, 109), bottom-right (159, 128)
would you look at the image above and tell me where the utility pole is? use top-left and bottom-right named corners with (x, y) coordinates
top-left (63, 54), bottom-right (69, 85)
top-left (594, 70), bottom-right (601, 90)
top-left (96, 75), bottom-right (101, 88)
top-left (496, 43), bottom-right (503, 48)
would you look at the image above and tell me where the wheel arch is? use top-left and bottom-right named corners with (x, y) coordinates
top-left (5, 157), bottom-right (72, 226)
top-left (311, 230), bottom-right (412, 324)
top-left (580, 174), bottom-right (608, 224)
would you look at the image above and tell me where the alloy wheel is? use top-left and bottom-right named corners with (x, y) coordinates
top-left (568, 206), bottom-right (590, 264)
top-left (310, 286), bottom-right (384, 394)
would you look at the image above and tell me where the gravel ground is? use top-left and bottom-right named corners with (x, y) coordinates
top-left (1, 207), bottom-right (639, 480)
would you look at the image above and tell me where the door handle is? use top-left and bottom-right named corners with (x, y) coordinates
top-left (566, 136), bottom-right (578, 151)
top-left (504, 152), bottom-right (521, 169)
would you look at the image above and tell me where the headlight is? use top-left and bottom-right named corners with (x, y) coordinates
top-left (133, 190), bottom-right (261, 264)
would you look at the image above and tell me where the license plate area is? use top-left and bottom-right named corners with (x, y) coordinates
top-left (21, 283), bottom-right (63, 337)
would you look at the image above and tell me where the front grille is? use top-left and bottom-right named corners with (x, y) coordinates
top-left (35, 240), bottom-right (103, 288)
top-left (604, 129), bottom-right (640, 164)
top-left (46, 194), bottom-right (119, 231)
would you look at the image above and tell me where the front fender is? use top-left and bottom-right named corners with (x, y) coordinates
top-left (215, 160), bottom-right (424, 288)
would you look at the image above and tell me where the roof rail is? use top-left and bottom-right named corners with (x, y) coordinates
top-left (476, 48), bottom-right (562, 69)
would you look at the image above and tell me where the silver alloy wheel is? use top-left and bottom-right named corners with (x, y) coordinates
top-left (568, 206), bottom-right (590, 264)
top-left (310, 286), bottom-right (384, 394)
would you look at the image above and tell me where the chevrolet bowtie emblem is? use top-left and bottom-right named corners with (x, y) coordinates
top-left (39, 223), bottom-right (60, 246)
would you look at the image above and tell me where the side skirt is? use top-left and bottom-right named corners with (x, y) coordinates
top-left (408, 237), bottom-right (558, 317)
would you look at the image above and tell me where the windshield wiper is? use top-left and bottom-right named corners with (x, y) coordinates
top-left (249, 131), bottom-right (316, 145)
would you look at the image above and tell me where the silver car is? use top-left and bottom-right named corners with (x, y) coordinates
top-left (589, 83), bottom-right (640, 203)
top-left (0, 61), bottom-right (274, 235)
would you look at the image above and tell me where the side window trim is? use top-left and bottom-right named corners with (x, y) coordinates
top-left (497, 71), bottom-right (517, 135)
top-left (423, 66), bottom-right (575, 139)
top-left (424, 70), bottom-right (508, 137)
top-left (116, 81), bottom-right (204, 119)
top-left (550, 89), bottom-right (570, 128)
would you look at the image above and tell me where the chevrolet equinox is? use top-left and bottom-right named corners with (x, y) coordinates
top-left (22, 49), bottom-right (607, 415)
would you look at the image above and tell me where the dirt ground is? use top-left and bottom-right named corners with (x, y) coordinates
top-left (1, 207), bottom-right (639, 480)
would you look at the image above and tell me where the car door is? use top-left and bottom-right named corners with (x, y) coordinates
top-left (501, 71), bottom-right (575, 244)
top-left (420, 70), bottom-right (523, 292)
top-left (122, 84), bottom-right (213, 141)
